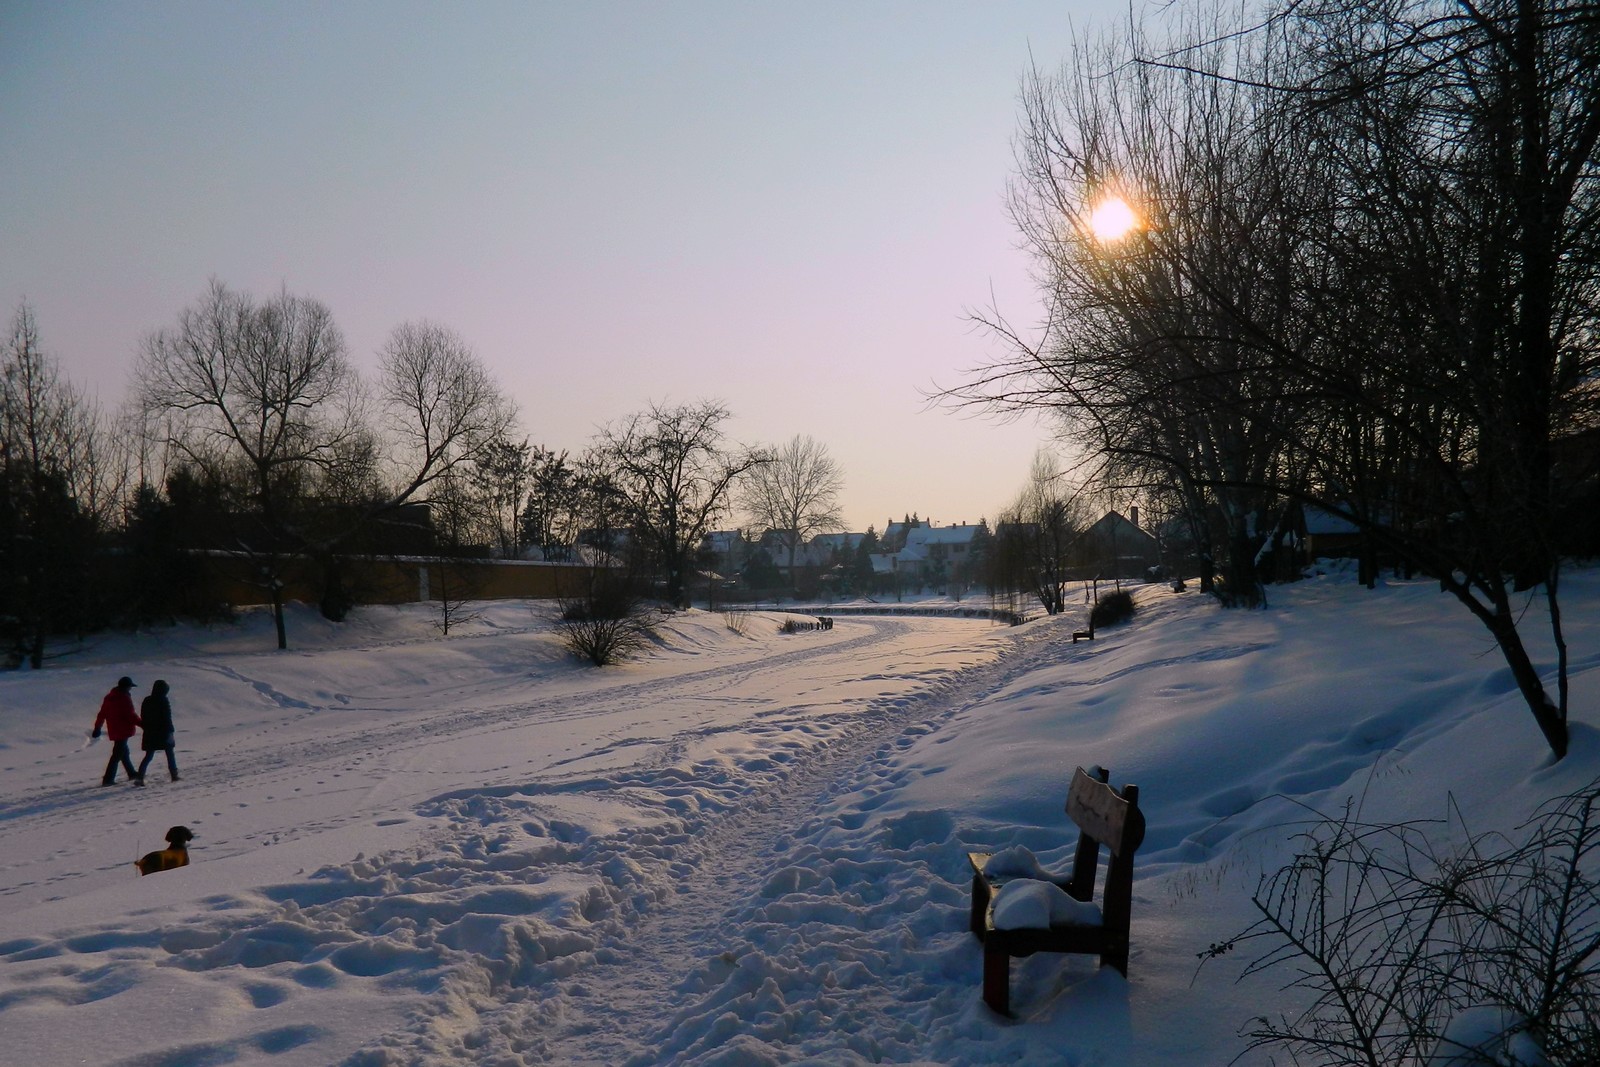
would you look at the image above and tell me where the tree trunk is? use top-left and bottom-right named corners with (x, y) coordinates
top-left (1225, 530), bottom-right (1260, 607)
top-left (1447, 581), bottom-right (1569, 760)
top-left (272, 584), bottom-right (288, 651)
top-left (1358, 531), bottom-right (1378, 590)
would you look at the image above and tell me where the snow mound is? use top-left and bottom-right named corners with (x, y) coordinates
top-left (980, 843), bottom-right (1055, 881)
top-left (992, 878), bottom-right (1103, 930)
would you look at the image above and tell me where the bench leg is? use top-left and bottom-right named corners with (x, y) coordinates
top-left (970, 873), bottom-right (991, 938)
top-left (982, 944), bottom-right (1010, 1015)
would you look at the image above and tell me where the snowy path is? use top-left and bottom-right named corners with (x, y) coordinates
top-left (343, 613), bottom-right (1045, 1064)
top-left (516, 619), bottom-right (1058, 1065)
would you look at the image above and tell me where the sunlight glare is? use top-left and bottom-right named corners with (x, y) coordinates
top-left (1088, 196), bottom-right (1140, 241)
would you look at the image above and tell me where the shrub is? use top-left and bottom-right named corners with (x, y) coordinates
top-left (557, 580), bottom-right (657, 666)
top-left (1088, 590), bottom-right (1136, 629)
top-left (1206, 780), bottom-right (1600, 1066)
top-left (723, 610), bottom-right (750, 636)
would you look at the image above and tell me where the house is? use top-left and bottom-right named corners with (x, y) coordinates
top-left (873, 521), bottom-right (989, 585)
top-left (1074, 509), bottom-right (1160, 579)
top-left (880, 517), bottom-right (925, 552)
top-left (1553, 425), bottom-right (1600, 555)
top-left (800, 532), bottom-right (866, 567)
top-left (698, 530), bottom-right (759, 579)
top-left (902, 523), bottom-right (984, 568)
top-left (700, 529), bottom-right (746, 559)
top-left (753, 529), bottom-right (800, 565)
top-left (1300, 506), bottom-right (1363, 560)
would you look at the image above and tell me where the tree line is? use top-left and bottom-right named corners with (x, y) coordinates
top-left (2, 280), bottom-right (851, 661)
top-left (948, 0), bottom-right (1599, 758)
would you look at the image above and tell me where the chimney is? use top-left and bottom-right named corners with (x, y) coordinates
top-left (1129, 505), bottom-right (1140, 529)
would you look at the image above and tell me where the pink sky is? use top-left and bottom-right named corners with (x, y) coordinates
top-left (1, 1), bottom-right (1112, 531)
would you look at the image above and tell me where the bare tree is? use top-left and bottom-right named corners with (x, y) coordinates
top-left (738, 434), bottom-right (845, 591)
top-left (595, 400), bottom-right (767, 607)
top-left (301, 319), bottom-right (518, 619)
top-left (949, 0), bottom-right (1598, 758)
top-left (138, 291), bottom-right (521, 646)
top-left (991, 450), bottom-right (1091, 615)
top-left (990, 16), bottom-right (1309, 604)
top-left (423, 464), bottom-right (489, 635)
top-left (137, 280), bottom-right (365, 648)
top-left (376, 320), bottom-right (515, 508)
top-left (1266, 0), bottom-right (1600, 758)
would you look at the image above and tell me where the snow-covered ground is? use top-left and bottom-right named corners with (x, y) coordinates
top-left (0, 569), bottom-right (1595, 1066)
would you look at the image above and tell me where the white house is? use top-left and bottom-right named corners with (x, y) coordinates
top-left (874, 521), bottom-right (988, 583)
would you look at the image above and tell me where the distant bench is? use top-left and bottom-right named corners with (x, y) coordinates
top-left (966, 766), bottom-right (1145, 1015)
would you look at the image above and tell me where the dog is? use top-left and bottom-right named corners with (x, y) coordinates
top-left (135, 825), bottom-right (194, 876)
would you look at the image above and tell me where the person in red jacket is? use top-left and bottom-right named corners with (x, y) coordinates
top-left (92, 676), bottom-right (143, 786)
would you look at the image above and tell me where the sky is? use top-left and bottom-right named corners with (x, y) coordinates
top-left (0, 568), bottom-right (1592, 1063)
top-left (0, 1), bottom-right (1123, 533)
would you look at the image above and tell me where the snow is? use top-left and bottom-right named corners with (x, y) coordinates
top-left (1425, 1006), bottom-right (1552, 1067)
top-left (979, 844), bottom-right (1057, 882)
top-left (0, 568), bottom-right (1596, 1065)
top-left (992, 880), bottom-right (1102, 930)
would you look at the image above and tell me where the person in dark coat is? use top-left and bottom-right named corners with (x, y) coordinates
top-left (92, 676), bottom-right (143, 786)
top-left (137, 679), bottom-right (180, 783)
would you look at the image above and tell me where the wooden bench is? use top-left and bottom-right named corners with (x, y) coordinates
top-left (967, 766), bottom-right (1145, 1015)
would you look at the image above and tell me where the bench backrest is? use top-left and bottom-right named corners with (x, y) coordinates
top-left (1065, 766), bottom-right (1144, 858)
top-left (1064, 766), bottom-right (1145, 937)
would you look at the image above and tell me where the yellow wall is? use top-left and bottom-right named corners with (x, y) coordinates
top-left (203, 554), bottom-right (599, 607)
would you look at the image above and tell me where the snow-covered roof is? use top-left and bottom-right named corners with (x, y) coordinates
top-left (1304, 507), bottom-right (1361, 536)
top-left (904, 524), bottom-right (983, 548)
top-left (808, 532), bottom-right (865, 551)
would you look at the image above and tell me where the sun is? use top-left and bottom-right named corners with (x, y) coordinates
top-left (1088, 195), bottom-right (1140, 241)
